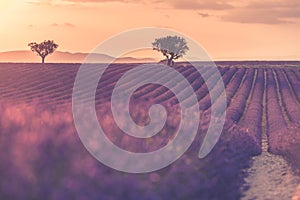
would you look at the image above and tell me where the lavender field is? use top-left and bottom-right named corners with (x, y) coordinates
top-left (0, 62), bottom-right (300, 199)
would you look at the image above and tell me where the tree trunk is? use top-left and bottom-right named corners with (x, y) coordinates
top-left (167, 58), bottom-right (172, 66)
top-left (168, 54), bottom-right (174, 66)
top-left (41, 56), bottom-right (45, 64)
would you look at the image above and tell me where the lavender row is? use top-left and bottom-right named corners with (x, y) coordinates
top-left (98, 64), bottom-right (180, 100)
top-left (164, 66), bottom-right (233, 108)
top-left (119, 65), bottom-right (206, 105)
top-left (226, 68), bottom-right (255, 123)
top-left (239, 68), bottom-right (264, 143)
top-left (195, 68), bottom-right (229, 110)
top-left (291, 68), bottom-right (300, 82)
top-left (196, 67), bottom-right (234, 110)
top-left (146, 66), bottom-right (206, 104)
top-left (284, 69), bottom-right (300, 103)
top-left (162, 66), bottom-right (218, 106)
top-left (205, 67), bottom-right (241, 114)
top-left (266, 69), bottom-right (287, 132)
top-left (221, 67), bottom-right (238, 86)
top-left (132, 66), bottom-right (195, 100)
top-left (274, 69), bottom-right (300, 124)
top-left (224, 68), bottom-right (247, 105)
top-left (268, 67), bottom-right (300, 167)
top-left (0, 63), bottom-right (79, 104)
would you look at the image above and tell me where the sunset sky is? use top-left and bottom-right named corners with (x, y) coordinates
top-left (1, 0), bottom-right (300, 60)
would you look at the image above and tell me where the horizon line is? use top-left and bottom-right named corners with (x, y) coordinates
top-left (1, 49), bottom-right (300, 62)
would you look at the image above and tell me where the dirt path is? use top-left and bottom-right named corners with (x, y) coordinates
top-left (240, 128), bottom-right (300, 199)
top-left (241, 152), bottom-right (300, 199)
top-left (240, 69), bottom-right (300, 199)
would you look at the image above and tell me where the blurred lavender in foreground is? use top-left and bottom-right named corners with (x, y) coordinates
top-left (0, 99), bottom-right (259, 200)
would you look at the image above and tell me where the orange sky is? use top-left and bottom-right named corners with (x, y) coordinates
top-left (1, 0), bottom-right (300, 60)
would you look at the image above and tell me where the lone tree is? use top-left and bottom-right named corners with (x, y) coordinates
top-left (152, 35), bottom-right (189, 66)
top-left (28, 40), bottom-right (58, 63)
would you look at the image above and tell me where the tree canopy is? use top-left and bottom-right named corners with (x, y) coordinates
top-left (28, 40), bottom-right (58, 63)
top-left (152, 35), bottom-right (189, 66)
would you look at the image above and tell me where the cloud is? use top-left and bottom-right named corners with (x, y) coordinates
top-left (31, 0), bottom-right (234, 10)
top-left (63, 0), bottom-right (107, 1)
top-left (26, 0), bottom-right (53, 6)
top-left (28, 0), bottom-right (300, 24)
top-left (222, 0), bottom-right (300, 24)
top-left (50, 23), bottom-right (59, 27)
top-left (169, 0), bottom-right (234, 10)
top-left (198, 12), bottom-right (211, 18)
top-left (63, 22), bottom-right (76, 27)
top-left (246, 0), bottom-right (300, 9)
top-left (50, 22), bottom-right (76, 28)
top-left (222, 9), bottom-right (291, 24)
top-left (58, 0), bottom-right (143, 3)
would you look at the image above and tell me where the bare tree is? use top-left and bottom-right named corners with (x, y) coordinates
top-left (28, 40), bottom-right (58, 63)
top-left (152, 35), bottom-right (189, 66)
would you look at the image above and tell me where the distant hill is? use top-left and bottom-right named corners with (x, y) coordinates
top-left (0, 50), bottom-right (157, 63)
